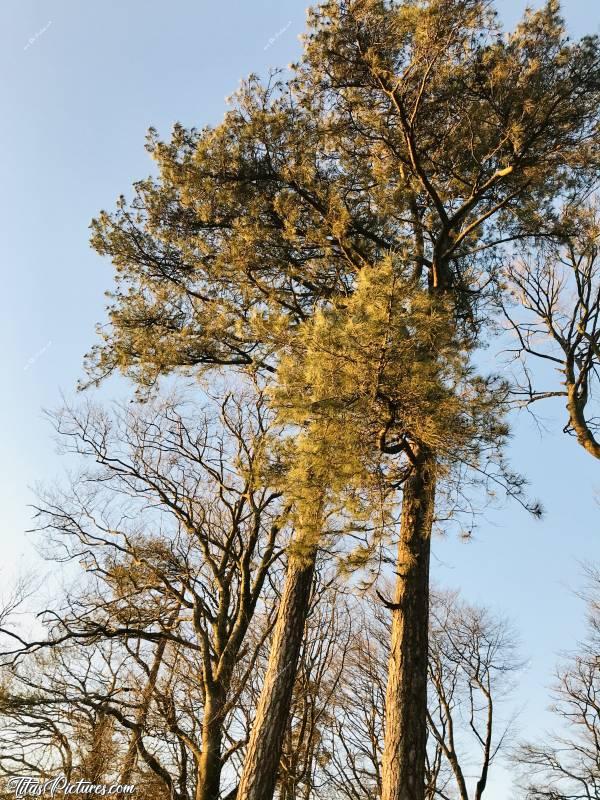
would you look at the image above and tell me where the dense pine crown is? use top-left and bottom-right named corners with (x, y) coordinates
top-left (89, 0), bottom-right (600, 375)
top-left (87, 0), bottom-right (600, 533)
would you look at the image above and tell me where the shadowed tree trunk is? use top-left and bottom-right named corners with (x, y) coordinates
top-left (196, 684), bottom-right (228, 800)
top-left (382, 451), bottom-right (436, 800)
top-left (236, 548), bottom-right (317, 800)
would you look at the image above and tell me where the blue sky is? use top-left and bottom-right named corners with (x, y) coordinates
top-left (2, 1), bottom-right (600, 796)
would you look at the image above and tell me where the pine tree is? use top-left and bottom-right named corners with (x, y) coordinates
top-left (86, 2), bottom-right (600, 798)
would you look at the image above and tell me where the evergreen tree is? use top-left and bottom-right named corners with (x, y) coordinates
top-left (86, 2), bottom-right (600, 798)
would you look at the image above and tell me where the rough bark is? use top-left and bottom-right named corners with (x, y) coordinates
top-left (236, 548), bottom-right (317, 800)
top-left (381, 451), bottom-right (436, 800)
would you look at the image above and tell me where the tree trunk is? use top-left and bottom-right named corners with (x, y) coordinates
top-left (236, 548), bottom-right (317, 800)
top-left (566, 381), bottom-right (600, 459)
top-left (381, 451), bottom-right (436, 800)
top-left (196, 687), bottom-right (226, 800)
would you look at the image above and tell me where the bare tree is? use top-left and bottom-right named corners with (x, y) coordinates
top-left (514, 566), bottom-right (600, 799)
top-left (318, 589), bottom-right (521, 800)
top-left (504, 205), bottom-right (600, 460)
top-left (0, 636), bottom-right (179, 798)
top-left (426, 591), bottom-right (522, 800)
top-left (319, 593), bottom-right (388, 800)
top-left (0, 391), bottom-right (289, 800)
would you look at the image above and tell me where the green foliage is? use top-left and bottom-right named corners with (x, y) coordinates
top-left (87, 0), bottom-right (600, 390)
top-left (273, 257), bottom-right (508, 467)
top-left (85, 0), bottom-right (600, 546)
top-left (268, 255), bottom-right (512, 561)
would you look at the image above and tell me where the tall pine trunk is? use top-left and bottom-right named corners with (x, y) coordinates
top-left (381, 450), bottom-right (436, 800)
top-left (236, 548), bottom-right (317, 800)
